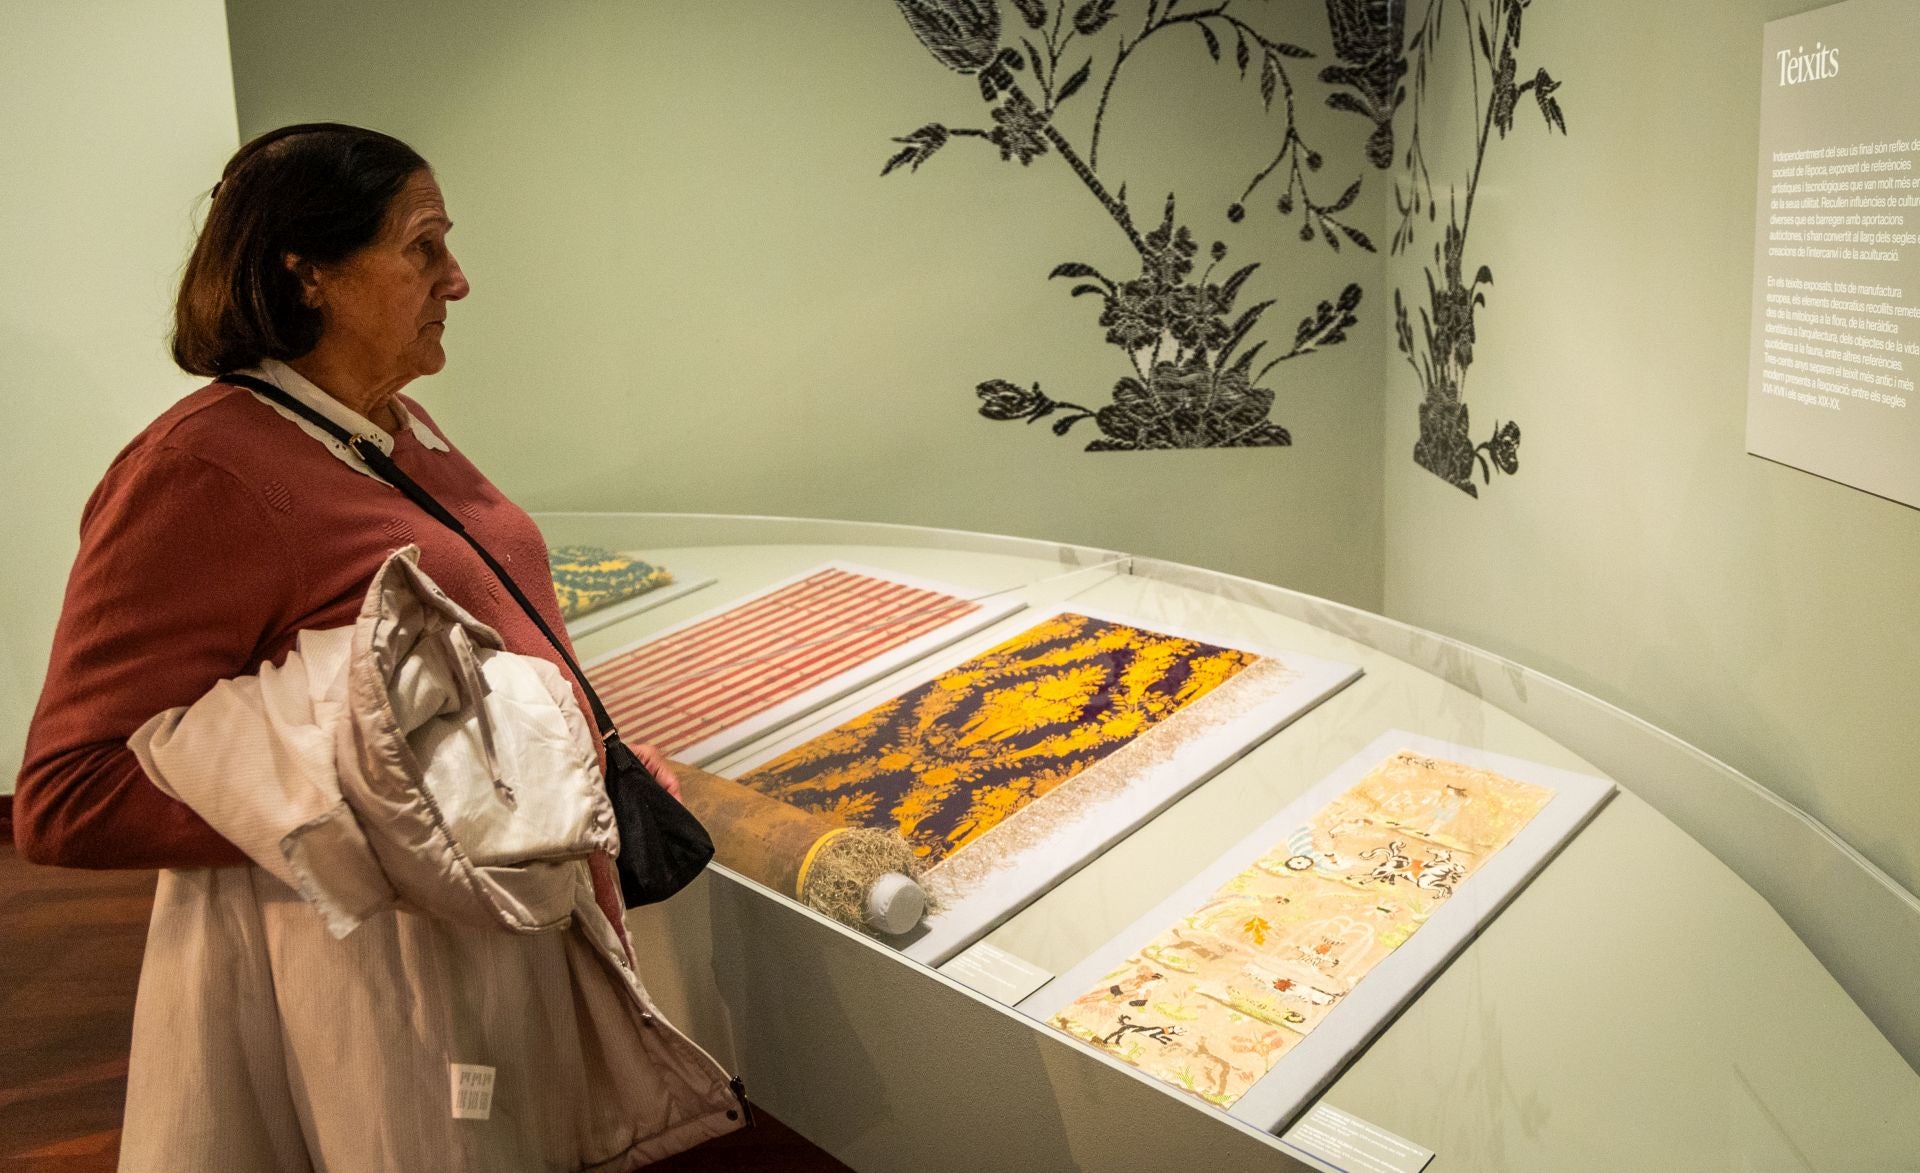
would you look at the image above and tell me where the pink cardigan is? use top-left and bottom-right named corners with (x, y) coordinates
top-left (15, 380), bottom-right (629, 937)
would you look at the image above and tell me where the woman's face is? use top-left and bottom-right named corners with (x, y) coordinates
top-left (305, 169), bottom-right (470, 387)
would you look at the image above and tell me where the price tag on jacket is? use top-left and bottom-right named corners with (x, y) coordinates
top-left (451, 1064), bottom-right (496, 1121)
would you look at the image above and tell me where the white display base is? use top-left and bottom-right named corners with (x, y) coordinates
top-left (546, 516), bottom-right (1920, 1171)
top-left (726, 603), bottom-right (1362, 966)
top-left (1019, 731), bottom-right (1615, 1135)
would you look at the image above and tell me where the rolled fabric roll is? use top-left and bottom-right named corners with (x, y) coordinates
top-left (669, 761), bottom-right (929, 936)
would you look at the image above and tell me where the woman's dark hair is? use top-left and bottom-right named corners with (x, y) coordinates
top-left (172, 123), bottom-right (428, 376)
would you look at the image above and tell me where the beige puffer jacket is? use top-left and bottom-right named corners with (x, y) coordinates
top-left (122, 547), bottom-right (743, 1171)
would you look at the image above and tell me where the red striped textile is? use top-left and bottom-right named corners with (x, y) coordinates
top-left (590, 567), bottom-right (981, 757)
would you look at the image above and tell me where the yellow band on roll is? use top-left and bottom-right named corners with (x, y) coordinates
top-left (668, 760), bottom-right (925, 934)
top-left (793, 825), bottom-right (859, 899)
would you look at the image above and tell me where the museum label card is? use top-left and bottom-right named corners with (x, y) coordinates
top-left (1749, 0), bottom-right (1920, 508)
top-left (1279, 1103), bottom-right (1435, 1173)
top-left (939, 940), bottom-right (1055, 1006)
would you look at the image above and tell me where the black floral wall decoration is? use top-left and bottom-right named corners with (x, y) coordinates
top-left (883, 0), bottom-right (1375, 452)
top-left (1321, 0), bottom-right (1407, 171)
top-left (1390, 0), bottom-right (1566, 496)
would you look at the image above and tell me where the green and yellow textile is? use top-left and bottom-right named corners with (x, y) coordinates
top-left (734, 612), bottom-right (1257, 864)
top-left (547, 545), bottom-right (672, 621)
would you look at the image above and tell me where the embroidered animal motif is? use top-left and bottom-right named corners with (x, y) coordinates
top-left (1360, 839), bottom-right (1413, 884)
top-left (1413, 848), bottom-right (1465, 897)
top-left (1101, 1014), bottom-right (1180, 1047)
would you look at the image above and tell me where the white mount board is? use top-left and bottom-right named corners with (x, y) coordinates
top-left (1018, 730), bottom-right (1615, 1134)
top-left (585, 561), bottom-right (1024, 767)
top-left (727, 603), bottom-right (1363, 966)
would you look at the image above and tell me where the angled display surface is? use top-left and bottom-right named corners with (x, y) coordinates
top-left (543, 514), bottom-right (1919, 1171)
top-left (728, 605), bottom-right (1362, 965)
top-left (584, 561), bottom-right (1024, 767)
top-left (563, 575), bottom-right (717, 639)
top-left (1020, 731), bottom-right (1614, 1135)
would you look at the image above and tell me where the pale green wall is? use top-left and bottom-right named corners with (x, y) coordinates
top-left (1380, 0), bottom-right (1920, 896)
top-left (221, 0), bottom-right (1388, 610)
top-left (1, 1), bottom-right (240, 791)
top-left (90, 0), bottom-right (1909, 907)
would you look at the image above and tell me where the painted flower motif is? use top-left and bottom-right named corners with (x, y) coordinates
top-left (976, 378), bottom-right (1046, 420)
top-left (1321, 0), bottom-right (1408, 169)
top-left (1100, 281), bottom-right (1164, 352)
top-left (1095, 204), bottom-right (1229, 358)
top-left (988, 90), bottom-right (1050, 165)
top-left (892, 0), bottom-right (1001, 74)
top-left (1168, 285), bottom-right (1232, 353)
top-left (1141, 217), bottom-right (1198, 285)
top-left (1485, 419), bottom-right (1520, 475)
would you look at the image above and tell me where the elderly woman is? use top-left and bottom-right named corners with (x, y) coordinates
top-left (14, 124), bottom-right (740, 1169)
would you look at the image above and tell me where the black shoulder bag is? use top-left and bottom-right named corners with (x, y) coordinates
top-left (220, 373), bottom-right (714, 908)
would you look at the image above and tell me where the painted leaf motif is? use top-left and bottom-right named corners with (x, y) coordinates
top-left (880, 123), bottom-right (950, 176)
top-left (1072, 0), bottom-right (1115, 36)
top-left (1213, 380), bottom-right (1275, 434)
top-left (1050, 261), bottom-right (1105, 281)
top-left (1057, 58), bottom-right (1093, 104)
top-left (1111, 377), bottom-right (1154, 413)
top-left (1218, 263), bottom-right (1259, 310)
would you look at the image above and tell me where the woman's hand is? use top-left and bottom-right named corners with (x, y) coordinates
top-left (630, 741), bottom-right (683, 802)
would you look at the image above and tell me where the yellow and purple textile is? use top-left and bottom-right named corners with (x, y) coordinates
top-left (734, 612), bottom-right (1259, 865)
top-left (1047, 750), bottom-right (1553, 1109)
top-left (547, 545), bottom-right (673, 621)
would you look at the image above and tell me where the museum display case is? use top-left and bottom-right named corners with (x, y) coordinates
top-left (535, 511), bottom-right (1920, 1173)
top-left (12, 1), bottom-right (1920, 1169)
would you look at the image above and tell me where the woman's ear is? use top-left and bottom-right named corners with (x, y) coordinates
top-left (283, 252), bottom-right (323, 309)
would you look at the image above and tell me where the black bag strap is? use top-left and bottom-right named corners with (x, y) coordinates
top-left (220, 373), bottom-right (621, 742)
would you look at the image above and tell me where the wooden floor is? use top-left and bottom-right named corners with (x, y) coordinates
top-left (0, 827), bottom-right (851, 1172)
